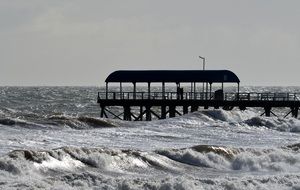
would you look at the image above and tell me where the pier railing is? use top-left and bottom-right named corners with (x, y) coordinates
top-left (98, 92), bottom-right (300, 101)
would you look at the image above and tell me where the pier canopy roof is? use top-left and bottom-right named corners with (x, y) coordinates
top-left (105, 70), bottom-right (240, 83)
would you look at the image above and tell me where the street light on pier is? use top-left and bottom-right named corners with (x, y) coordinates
top-left (199, 56), bottom-right (205, 71)
top-left (199, 56), bottom-right (206, 99)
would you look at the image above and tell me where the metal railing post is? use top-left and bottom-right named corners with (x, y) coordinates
top-left (148, 82), bottom-right (151, 99)
top-left (133, 82), bottom-right (136, 99)
top-left (106, 82), bottom-right (108, 99)
top-left (162, 82), bottom-right (165, 100)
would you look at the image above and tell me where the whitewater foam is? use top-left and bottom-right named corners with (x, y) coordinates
top-left (1, 86), bottom-right (300, 189)
top-left (1, 145), bottom-right (300, 189)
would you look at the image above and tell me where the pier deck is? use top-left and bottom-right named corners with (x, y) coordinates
top-left (97, 92), bottom-right (300, 120)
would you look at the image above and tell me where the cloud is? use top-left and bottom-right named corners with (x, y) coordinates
top-left (0, 0), bottom-right (300, 85)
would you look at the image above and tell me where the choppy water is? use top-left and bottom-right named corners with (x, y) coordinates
top-left (1, 86), bottom-right (300, 190)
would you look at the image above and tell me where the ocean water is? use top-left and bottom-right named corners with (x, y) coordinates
top-left (1, 86), bottom-right (300, 190)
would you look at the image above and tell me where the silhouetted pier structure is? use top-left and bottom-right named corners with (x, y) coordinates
top-left (97, 70), bottom-right (300, 121)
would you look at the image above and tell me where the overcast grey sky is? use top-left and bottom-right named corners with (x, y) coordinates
top-left (1, 0), bottom-right (300, 86)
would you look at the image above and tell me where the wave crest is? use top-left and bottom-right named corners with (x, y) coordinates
top-left (1, 144), bottom-right (300, 189)
top-left (0, 116), bottom-right (116, 129)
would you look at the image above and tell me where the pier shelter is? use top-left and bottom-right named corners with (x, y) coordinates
top-left (98, 70), bottom-right (300, 121)
top-left (104, 70), bottom-right (240, 100)
top-left (99, 70), bottom-right (239, 121)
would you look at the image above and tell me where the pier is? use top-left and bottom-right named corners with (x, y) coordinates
top-left (97, 70), bottom-right (300, 121)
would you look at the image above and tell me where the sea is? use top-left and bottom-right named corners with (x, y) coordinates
top-left (1, 86), bottom-right (300, 190)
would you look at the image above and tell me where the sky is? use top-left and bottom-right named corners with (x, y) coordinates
top-left (0, 0), bottom-right (300, 86)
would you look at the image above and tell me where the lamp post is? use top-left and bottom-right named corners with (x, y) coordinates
top-left (199, 56), bottom-right (206, 99)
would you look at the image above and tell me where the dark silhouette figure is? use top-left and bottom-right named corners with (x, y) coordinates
top-left (180, 88), bottom-right (184, 100)
top-left (177, 87), bottom-right (181, 100)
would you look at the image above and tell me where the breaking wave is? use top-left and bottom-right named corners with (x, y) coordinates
top-left (1, 144), bottom-right (300, 189)
top-left (0, 116), bottom-right (116, 129)
top-left (1, 106), bottom-right (300, 133)
top-left (164, 109), bottom-right (300, 133)
top-left (157, 144), bottom-right (300, 172)
top-left (2, 86), bottom-right (300, 189)
top-left (244, 116), bottom-right (300, 132)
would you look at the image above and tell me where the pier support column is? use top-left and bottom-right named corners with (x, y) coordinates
top-left (161, 106), bottom-right (167, 119)
top-left (124, 106), bottom-right (132, 121)
top-left (191, 105), bottom-right (199, 112)
top-left (209, 83), bottom-right (212, 100)
top-left (140, 106), bottom-right (143, 121)
top-left (183, 106), bottom-right (189, 114)
top-left (264, 107), bottom-right (271, 117)
top-left (169, 106), bottom-right (176, 118)
top-left (292, 107), bottom-right (299, 118)
top-left (146, 106), bottom-right (152, 121)
top-left (100, 106), bottom-right (105, 118)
